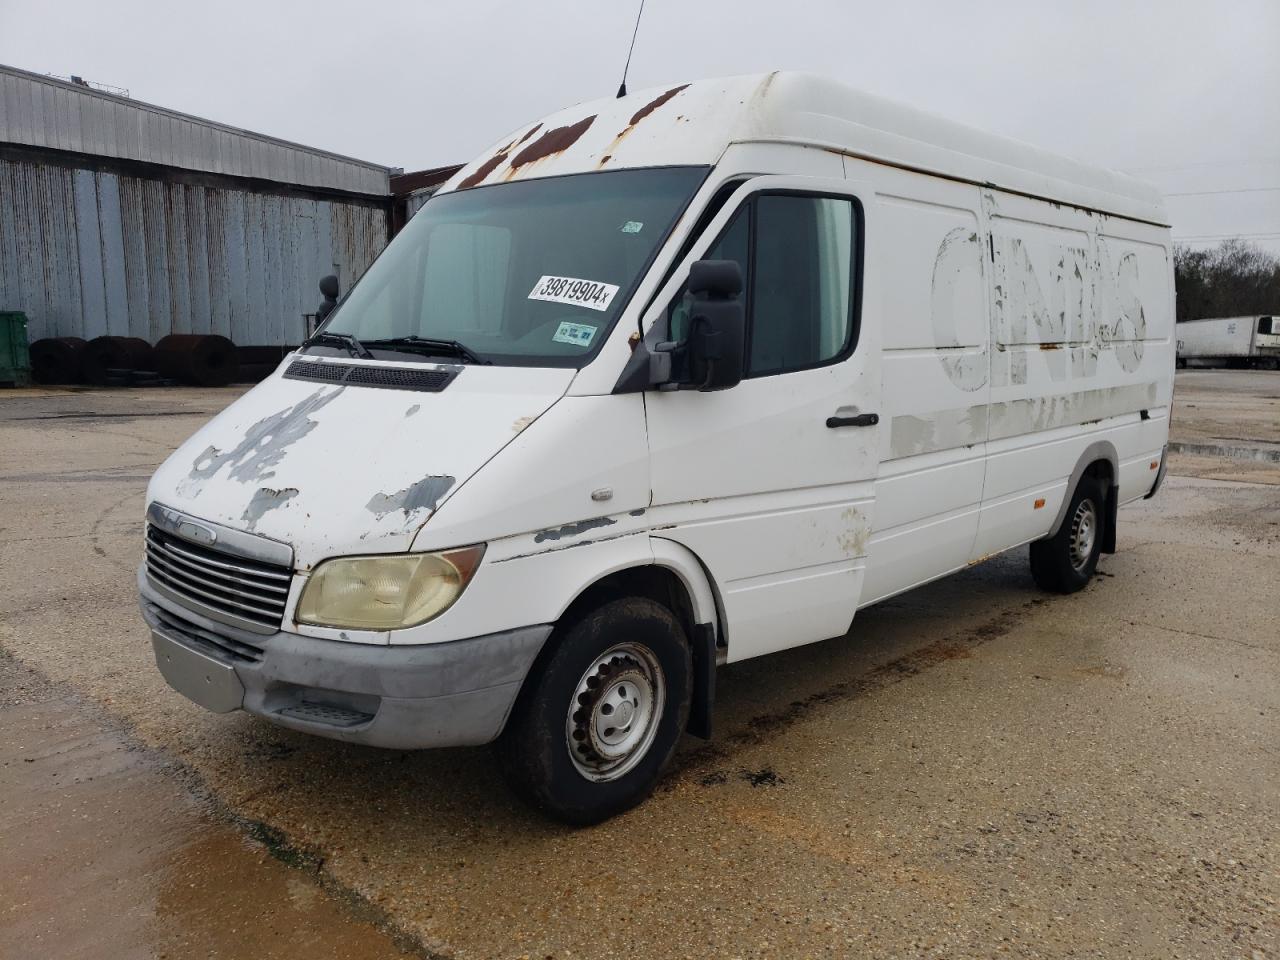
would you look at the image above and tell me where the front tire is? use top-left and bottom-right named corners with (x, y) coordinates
top-left (496, 597), bottom-right (692, 825)
top-left (1029, 476), bottom-right (1106, 593)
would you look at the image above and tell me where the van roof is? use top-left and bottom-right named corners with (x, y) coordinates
top-left (442, 71), bottom-right (1167, 227)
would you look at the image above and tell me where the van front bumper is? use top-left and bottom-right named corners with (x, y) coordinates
top-left (139, 570), bottom-right (550, 750)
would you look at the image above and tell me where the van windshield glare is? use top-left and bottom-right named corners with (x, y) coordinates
top-left (316, 167), bottom-right (708, 367)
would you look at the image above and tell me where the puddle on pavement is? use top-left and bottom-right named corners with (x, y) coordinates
top-left (0, 695), bottom-right (415, 960)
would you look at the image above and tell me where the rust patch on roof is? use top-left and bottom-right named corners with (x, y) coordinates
top-left (607, 85), bottom-right (690, 150)
top-left (597, 154), bottom-right (612, 168)
top-left (628, 84), bottom-right (689, 126)
top-left (510, 115), bottom-right (596, 169)
top-left (458, 150), bottom-right (510, 189)
top-left (515, 123), bottom-right (542, 146)
top-left (607, 127), bottom-right (634, 152)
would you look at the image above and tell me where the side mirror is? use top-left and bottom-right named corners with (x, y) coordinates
top-left (313, 275), bottom-right (341, 331)
top-left (668, 260), bottom-right (745, 392)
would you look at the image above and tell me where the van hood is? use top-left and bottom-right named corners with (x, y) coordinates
top-left (148, 361), bottom-right (575, 568)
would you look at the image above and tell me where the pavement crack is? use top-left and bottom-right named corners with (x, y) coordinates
top-left (1166, 472), bottom-right (1280, 489)
top-left (1, 472), bottom-right (156, 484)
top-left (8, 411), bottom-right (197, 421)
top-left (1124, 618), bottom-right (1276, 654)
top-left (56, 426), bottom-right (175, 451)
top-left (87, 489), bottom-right (146, 575)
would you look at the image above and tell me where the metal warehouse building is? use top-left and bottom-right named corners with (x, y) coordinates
top-left (0, 64), bottom-right (396, 348)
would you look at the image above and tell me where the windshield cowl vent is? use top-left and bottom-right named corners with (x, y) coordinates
top-left (284, 360), bottom-right (460, 393)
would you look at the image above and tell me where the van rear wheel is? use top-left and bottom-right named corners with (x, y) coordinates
top-left (1029, 476), bottom-right (1106, 593)
top-left (496, 597), bottom-right (691, 825)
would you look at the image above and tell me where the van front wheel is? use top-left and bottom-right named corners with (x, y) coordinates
top-left (1029, 477), bottom-right (1106, 593)
top-left (497, 597), bottom-right (692, 825)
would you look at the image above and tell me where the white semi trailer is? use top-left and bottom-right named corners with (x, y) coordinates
top-left (1176, 315), bottom-right (1280, 368)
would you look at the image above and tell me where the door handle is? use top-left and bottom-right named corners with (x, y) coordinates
top-left (826, 412), bottom-right (879, 428)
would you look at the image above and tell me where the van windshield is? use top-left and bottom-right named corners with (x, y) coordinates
top-left (316, 166), bottom-right (707, 367)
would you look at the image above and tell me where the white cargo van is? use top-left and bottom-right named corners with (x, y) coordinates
top-left (140, 73), bottom-right (1174, 822)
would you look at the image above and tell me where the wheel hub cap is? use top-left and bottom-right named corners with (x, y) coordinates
top-left (566, 642), bottom-right (665, 782)
top-left (1069, 499), bottom-right (1097, 571)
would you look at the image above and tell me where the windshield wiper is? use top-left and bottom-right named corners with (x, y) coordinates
top-left (302, 330), bottom-right (373, 359)
top-left (362, 336), bottom-right (490, 365)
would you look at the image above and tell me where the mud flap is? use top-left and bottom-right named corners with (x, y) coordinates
top-left (686, 623), bottom-right (716, 740)
top-left (1102, 483), bottom-right (1119, 554)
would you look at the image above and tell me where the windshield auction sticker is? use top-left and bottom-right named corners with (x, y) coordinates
top-left (528, 275), bottom-right (619, 312)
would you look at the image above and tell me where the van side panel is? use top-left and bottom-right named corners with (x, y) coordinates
top-left (855, 163), bottom-right (989, 605)
top-left (856, 170), bottom-right (1172, 606)
top-left (973, 189), bottom-right (1172, 557)
top-left (1095, 217), bottom-right (1176, 503)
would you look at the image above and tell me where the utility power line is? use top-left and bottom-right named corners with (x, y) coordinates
top-left (1173, 231), bottom-right (1280, 242)
top-left (1127, 158), bottom-right (1280, 173)
top-left (1164, 187), bottom-right (1280, 197)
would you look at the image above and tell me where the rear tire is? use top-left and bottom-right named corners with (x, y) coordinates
top-left (496, 597), bottom-right (692, 825)
top-left (1029, 476), bottom-right (1106, 593)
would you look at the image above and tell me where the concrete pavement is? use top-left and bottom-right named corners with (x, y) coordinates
top-left (1, 371), bottom-right (1276, 959)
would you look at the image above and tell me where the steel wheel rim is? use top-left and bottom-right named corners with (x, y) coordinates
top-left (1069, 498), bottom-right (1098, 571)
top-left (565, 642), bottom-right (665, 783)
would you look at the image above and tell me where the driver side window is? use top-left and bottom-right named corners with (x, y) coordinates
top-left (668, 192), bottom-right (860, 377)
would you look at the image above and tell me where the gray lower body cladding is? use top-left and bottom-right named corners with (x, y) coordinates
top-left (138, 567), bottom-right (551, 749)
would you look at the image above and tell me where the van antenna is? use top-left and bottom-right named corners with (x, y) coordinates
top-left (616, 0), bottom-right (646, 98)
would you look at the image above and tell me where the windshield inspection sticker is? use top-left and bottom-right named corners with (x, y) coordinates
top-left (528, 275), bottom-right (619, 312)
top-left (620, 220), bottom-right (644, 234)
top-left (552, 321), bottom-right (598, 347)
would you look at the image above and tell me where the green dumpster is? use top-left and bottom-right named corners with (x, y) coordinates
top-left (0, 312), bottom-right (31, 387)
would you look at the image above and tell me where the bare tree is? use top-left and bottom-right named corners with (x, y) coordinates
top-left (1174, 239), bottom-right (1280, 322)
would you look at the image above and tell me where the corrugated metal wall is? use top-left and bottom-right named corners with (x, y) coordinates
top-left (0, 156), bottom-right (388, 344)
top-left (405, 190), bottom-right (433, 221)
top-left (1, 66), bottom-right (393, 196)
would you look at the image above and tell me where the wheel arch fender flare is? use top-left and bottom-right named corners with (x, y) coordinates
top-left (1049, 440), bottom-right (1119, 542)
top-left (647, 536), bottom-right (724, 642)
top-left (537, 535), bottom-right (722, 633)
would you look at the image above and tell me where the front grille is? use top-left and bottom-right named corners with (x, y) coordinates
top-left (146, 600), bottom-right (265, 664)
top-left (284, 359), bottom-right (458, 392)
top-left (145, 523), bottom-right (291, 631)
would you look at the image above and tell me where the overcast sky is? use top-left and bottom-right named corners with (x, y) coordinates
top-left (2, 0), bottom-right (1277, 252)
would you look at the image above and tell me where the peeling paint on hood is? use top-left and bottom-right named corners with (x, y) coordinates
top-left (366, 476), bottom-right (456, 521)
top-left (147, 364), bottom-right (575, 567)
top-left (241, 486), bottom-right (299, 531)
top-left (182, 387), bottom-right (344, 491)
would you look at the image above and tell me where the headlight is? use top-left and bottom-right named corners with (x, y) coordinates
top-left (296, 545), bottom-right (485, 630)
